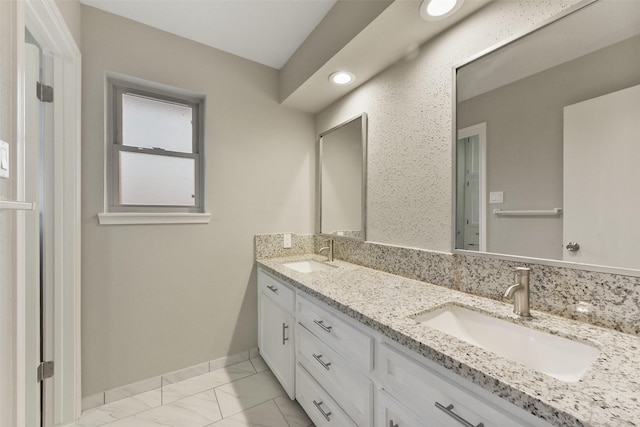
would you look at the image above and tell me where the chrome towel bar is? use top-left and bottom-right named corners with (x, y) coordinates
top-left (493, 208), bottom-right (562, 217)
top-left (0, 200), bottom-right (35, 211)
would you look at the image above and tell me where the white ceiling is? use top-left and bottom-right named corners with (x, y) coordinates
top-left (80, 0), bottom-right (337, 69)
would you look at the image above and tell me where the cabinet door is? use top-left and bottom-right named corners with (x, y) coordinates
top-left (296, 364), bottom-right (358, 427)
top-left (259, 292), bottom-right (295, 399)
top-left (378, 343), bottom-right (528, 427)
top-left (297, 295), bottom-right (373, 371)
top-left (297, 325), bottom-right (372, 426)
top-left (377, 390), bottom-right (424, 427)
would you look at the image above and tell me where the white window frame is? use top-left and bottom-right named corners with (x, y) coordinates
top-left (99, 76), bottom-right (210, 225)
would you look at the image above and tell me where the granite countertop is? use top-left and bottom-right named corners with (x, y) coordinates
top-left (256, 255), bottom-right (640, 427)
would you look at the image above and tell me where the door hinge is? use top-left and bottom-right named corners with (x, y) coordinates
top-left (37, 361), bottom-right (54, 382)
top-left (36, 82), bottom-right (54, 103)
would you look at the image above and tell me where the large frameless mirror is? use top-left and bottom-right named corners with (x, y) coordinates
top-left (318, 113), bottom-right (367, 240)
top-left (454, 0), bottom-right (640, 275)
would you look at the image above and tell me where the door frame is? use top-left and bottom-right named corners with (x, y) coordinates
top-left (16, 1), bottom-right (81, 425)
top-left (457, 123), bottom-right (487, 252)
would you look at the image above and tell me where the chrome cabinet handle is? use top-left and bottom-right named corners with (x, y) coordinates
top-left (389, 420), bottom-right (399, 427)
top-left (313, 319), bottom-right (332, 333)
top-left (266, 285), bottom-right (278, 293)
top-left (435, 402), bottom-right (484, 427)
top-left (312, 353), bottom-right (331, 370)
top-left (313, 400), bottom-right (332, 421)
top-left (282, 323), bottom-right (289, 345)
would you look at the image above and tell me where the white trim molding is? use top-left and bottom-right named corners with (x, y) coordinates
top-left (21, 1), bottom-right (82, 425)
top-left (458, 122), bottom-right (487, 252)
top-left (98, 212), bottom-right (212, 225)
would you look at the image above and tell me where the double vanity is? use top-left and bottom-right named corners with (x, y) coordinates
top-left (263, 2), bottom-right (640, 425)
top-left (256, 252), bottom-right (640, 427)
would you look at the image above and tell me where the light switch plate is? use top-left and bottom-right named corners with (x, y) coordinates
top-left (0, 140), bottom-right (9, 179)
top-left (283, 233), bottom-right (292, 249)
top-left (489, 191), bottom-right (504, 204)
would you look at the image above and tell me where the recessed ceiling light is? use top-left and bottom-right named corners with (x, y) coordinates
top-left (420, 0), bottom-right (464, 20)
top-left (329, 71), bottom-right (355, 85)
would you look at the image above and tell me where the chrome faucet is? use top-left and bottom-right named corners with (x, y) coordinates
top-left (503, 267), bottom-right (531, 317)
top-left (318, 238), bottom-right (334, 262)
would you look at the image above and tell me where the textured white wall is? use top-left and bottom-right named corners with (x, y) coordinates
top-left (316, 0), bottom-right (582, 251)
top-left (81, 5), bottom-right (315, 396)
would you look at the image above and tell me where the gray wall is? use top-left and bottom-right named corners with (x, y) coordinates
top-left (81, 6), bottom-right (315, 396)
top-left (458, 34), bottom-right (640, 259)
top-left (55, 0), bottom-right (82, 48)
top-left (316, 0), bottom-right (582, 252)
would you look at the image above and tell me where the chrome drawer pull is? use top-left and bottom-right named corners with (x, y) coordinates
top-left (312, 353), bottom-right (332, 370)
top-left (282, 323), bottom-right (289, 345)
top-left (266, 285), bottom-right (278, 293)
top-left (313, 319), bottom-right (333, 333)
top-left (313, 400), bottom-right (332, 421)
top-left (389, 420), bottom-right (399, 427)
top-left (435, 402), bottom-right (484, 427)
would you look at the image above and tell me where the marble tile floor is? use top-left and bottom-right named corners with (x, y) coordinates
top-left (67, 357), bottom-right (314, 427)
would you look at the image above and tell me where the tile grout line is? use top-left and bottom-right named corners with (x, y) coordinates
top-left (212, 387), bottom-right (224, 423)
top-left (209, 363), bottom-right (260, 420)
top-left (89, 349), bottom-right (256, 412)
top-left (272, 397), bottom-right (294, 427)
top-left (103, 375), bottom-right (256, 427)
top-left (83, 363), bottom-right (262, 427)
top-left (215, 390), bottom-right (289, 422)
top-left (162, 360), bottom-right (259, 409)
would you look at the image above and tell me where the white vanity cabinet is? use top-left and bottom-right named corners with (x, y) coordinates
top-left (296, 294), bottom-right (374, 426)
top-left (257, 265), bottom-right (553, 427)
top-left (257, 269), bottom-right (296, 399)
top-left (375, 341), bottom-right (553, 427)
top-left (376, 390), bottom-right (424, 427)
top-left (376, 342), bottom-right (517, 427)
top-left (296, 363), bottom-right (358, 427)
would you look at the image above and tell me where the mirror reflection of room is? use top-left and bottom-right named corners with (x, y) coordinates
top-left (319, 114), bottom-right (366, 240)
top-left (455, 0), bottom-right (640, 271)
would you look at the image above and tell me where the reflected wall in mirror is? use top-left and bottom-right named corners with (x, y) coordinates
top-left (455, 0), bottom-right (640, 272)
top-left (318, 113), bottom-right (367, 240)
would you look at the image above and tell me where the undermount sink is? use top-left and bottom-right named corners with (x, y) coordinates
top-left (283, 260), bottom-right (337, 273)
top-left (411, 304), bottom-right (600, 382)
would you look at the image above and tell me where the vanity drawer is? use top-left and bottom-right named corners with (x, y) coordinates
top-left (378, 343), bottom-right (527, 427)
top-left (297, 325), bottom-right (373, 426)
top-left (297, 294), bottom-right (373, 372)
top-left (258, 269), bottom-right (295, 312)
top-left (376, 389), bottom-right (423, 427)
top-left (296, 363), bottom-right (358, 427)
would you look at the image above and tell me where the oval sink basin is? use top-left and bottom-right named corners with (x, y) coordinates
top-left (283, 260), bottom-right (337, 273)
top-left (411, 304), bottom-right (600, 382)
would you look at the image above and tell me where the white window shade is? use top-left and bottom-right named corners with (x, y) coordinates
top-left (122, 93), bottom-right (193, 153)
top-left (119, 151), bottom-right (196, 206)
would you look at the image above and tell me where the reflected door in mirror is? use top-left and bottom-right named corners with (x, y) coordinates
top-left (563, 84), bottom-right (640, 270)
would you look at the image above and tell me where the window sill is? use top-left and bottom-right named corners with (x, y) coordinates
top-left (98, 212), bottom-right (211, 225)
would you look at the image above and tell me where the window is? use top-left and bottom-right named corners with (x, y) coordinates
top-left (100, 78), bottom-right (209, 224)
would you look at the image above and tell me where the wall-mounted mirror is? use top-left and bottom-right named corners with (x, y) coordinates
top-left (318, 113), bottom-right (367, 240)
top-left (455, 0), bottom-right (640, 274)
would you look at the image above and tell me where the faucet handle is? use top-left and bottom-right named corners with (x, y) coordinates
top-left (513, 267), bottom-right (530, 276)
